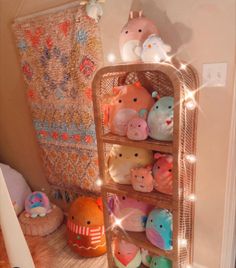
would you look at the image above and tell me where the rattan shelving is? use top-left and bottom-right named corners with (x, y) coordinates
top-left (92, 62), bottom-right (199, 268)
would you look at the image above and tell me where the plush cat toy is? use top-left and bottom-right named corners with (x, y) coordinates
top-left (141, 34), bottom-right (171, 63)
top-left (113, 238), bottom-right (142, 268)
top-left (106, 82), bottom-right (154, 136)
top-left (25, 191), bottom-right (51, 218)
top-left (108, 144), bottom-right (154, 184)
top-left (67, 197), bottom-right (106, 257)
top-left (153, 153), bottom-right (173, 195)
top-left (150, 256), bottom-right (172, 268)
top-left (131, 166), bottom-right (154, 193)
top-left (127, 117), bottom-right (148, 141)
top-left (112, 195), bottom-right (153, 232)
top-left (146, 208), bottom-right (173, 250)
top-left (147, 92), bottom-right (174, 141)
top-left (119, 11), bottom-right (159, 62)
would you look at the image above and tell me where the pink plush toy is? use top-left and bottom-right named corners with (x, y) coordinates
top-left (153, 153), bottom-right (173, 195)
top-left (127, 117), bottom-right (148, 141)
top-left (119, 11), bottom-right (159, 62)
top-left (112, 195), bottom-right (153, 232)
top-left (131, 166), bottom-right (153, 193)
top-left (25, 191), bottom-right (52, 218)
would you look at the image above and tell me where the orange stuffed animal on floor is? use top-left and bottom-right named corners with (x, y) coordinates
top-left (67, 197), bottom-right (106, 257)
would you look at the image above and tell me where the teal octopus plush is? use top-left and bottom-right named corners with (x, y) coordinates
top-left (147, 92), bottom-right (174, 141)
top-left (150, 256), bottom-right (172, 268)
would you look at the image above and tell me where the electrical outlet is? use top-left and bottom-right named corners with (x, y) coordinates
top-left (202, 63), bottom-right (227, 87)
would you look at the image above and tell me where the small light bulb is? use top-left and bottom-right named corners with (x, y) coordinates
top-left (185, 154), bottom-right (197, 164)
top-left (186, 194), bottom-right (197, 202)
top-left (95, 178), bottom-right (103, 187)
top-left (107, 53), bottom-right (116, 63)
top-left (180, 63), bottom-right (187, 70)
top-left (165, 55), bottom-right (172, 62)
top-left (179, 238), bottom-right (188, 247)
top-left (186, 265), bottom-right (193, 268)
top-left (114, 217), bottom-right (122, 227)
top-left (185, 99), bottom-right (197, 110)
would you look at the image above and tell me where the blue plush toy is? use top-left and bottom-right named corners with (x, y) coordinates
top-left (146, 208), bottom-right (173, 250)
top-left (147, 93), bottom-right (174, 141)
top-left (150, 256), bottom-right (172, 268)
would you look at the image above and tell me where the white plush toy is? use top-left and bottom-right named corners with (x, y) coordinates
top-left (85, 0), bottom-right (103, 23)
top-left (141, 34), bottom-right (171, 63)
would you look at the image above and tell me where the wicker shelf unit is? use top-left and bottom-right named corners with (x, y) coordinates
top-left (92, 62), bottom-right (199, 268)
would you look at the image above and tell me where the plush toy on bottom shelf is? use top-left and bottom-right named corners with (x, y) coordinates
top-left (112, 195), bottom-right (153, 232)
top-left (153, 153), bottom-right (173, 195)
top-left (147, 93), bottom-right (174, 141)
top-left (113, 238), bottom-right (142, 268)
top-left (67, 197), bottom-right (106, 257)
top-left (146, 208), bottom-right (173, 250)
top-left (108, 144), bottom-right (154, 185)
top-left (25, 191), bottom-right (51, 218)
top-left (150, 256), bottom-right (172, 268)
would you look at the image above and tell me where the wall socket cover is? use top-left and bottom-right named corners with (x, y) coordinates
top-left (202, 63), bottom-right (227, 87)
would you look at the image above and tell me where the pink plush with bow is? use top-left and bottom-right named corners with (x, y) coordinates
top-left (153, 153), bottom-right (173, 195)
top-left (131, 165), bottom-right (153, 192)
top-left (127, 117), bottom-right (148, 140)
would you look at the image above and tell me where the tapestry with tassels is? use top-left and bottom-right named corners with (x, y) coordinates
top-left (12, 6), bottom-right (103, 202)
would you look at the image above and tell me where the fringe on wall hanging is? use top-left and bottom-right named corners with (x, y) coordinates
top-left (12, 5), bottom-right (103, 199)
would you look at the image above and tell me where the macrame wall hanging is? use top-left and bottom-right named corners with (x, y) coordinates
top-left (12, 5), bottom-right (103, 203)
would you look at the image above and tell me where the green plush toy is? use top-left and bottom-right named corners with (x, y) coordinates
top-left (150, 256), bottom-right (172, 268)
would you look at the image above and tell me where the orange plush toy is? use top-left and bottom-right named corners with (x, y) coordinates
top-left (67, 197), bottom-right (106, 257)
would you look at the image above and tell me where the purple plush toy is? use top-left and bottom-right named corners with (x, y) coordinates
top-left (127, 117), bottom-right (148, 141)
top-left (25, 191), bottom-right (52, 218)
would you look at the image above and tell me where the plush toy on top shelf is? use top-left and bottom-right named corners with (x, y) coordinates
top-left (141, 34), bottom-right (172, 63)
top-left (25, 191), bottom-right (51, 218)
top-left (119, 11), bottom-right (159, 62)
top-left (108, 144), bottom-right (154, 185)
top-left (106, 82), bottom-right (154, 136)
top-left (147, 92), bottom-right (174, 141)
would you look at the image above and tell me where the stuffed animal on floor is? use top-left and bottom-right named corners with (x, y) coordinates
top-left (130, 166), bottom-right (154, 193)
top-left (153, 153), bottom-right (173, 195)
top-left (0, 163), bottom-right (31, 215)
top-left (147, 92), bottom-right (174, 141)
top-left (106, 82), bottom-right (154, 136)
top-left (67, 197), bottom-right (106, 257)
top-left (127, 117), bottom-right (148, 141)
top-left (113, 238), bottom-right (142, 268)
top-left (112, 195), bottom-right (153, 232)
top-left (119, 11), bottom-right (159, 62)
top-left (146, 208), bottom-right (173, 250)
top-left (141, 34), bottom-right (171, 63)
top-left (108, 144), bottom-right (154, 184)
top-left (25, 191), bottom-right (52, 218)
top-left (150, 256), bottom-right (172, 268)
top-left (141, 248), bottom-right (152, 267)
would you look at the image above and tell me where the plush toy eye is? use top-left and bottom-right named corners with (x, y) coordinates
top-left (135, 175), bottom-right (138, 178)
top-left (158, 166), bottom-right (160, 169)
top-left (169, 169), bottom-right (172, 172)
top-left (138, 29), bottom-right (142, 32)
top-left (154, 262), bottom-right (157, 266)
top-left (118, 99), bottom-right (122, 103)
top-left (133, 98), bottom-right (137, 102)
top-left (160, 224), bottom-right (163, 228)
top-left (118, 251), bottom-right (121, 254)
top-left (134, 153), bottom-right (138, 157)
top-left (142, 176), bottom-right (144, 179)
top-left (125, 30), bottom-right (128, 34)
top-left (119, 153), bottom-right (122, 157)
top-left (150, 219), bottom-right (153, 222)
top-left (156, 105), bottom-right (159, 109)
top-left (138, 124), bottom-right (141, 127)
top-left (122, 196), bottom-right (126, 200)
top-left (72, 216), bottom-right (74, 220)
top-left (168, 105), bottom-right (172, 109)
top-left (87, 221), bottom-right (91, 225)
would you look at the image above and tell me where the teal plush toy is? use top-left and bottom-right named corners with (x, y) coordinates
top-left (147, 93), bottom-right (174, 141)
top-left (150, 256), bottom-right (172, 268)
top-left (146, 208), bottom-right (173, 250)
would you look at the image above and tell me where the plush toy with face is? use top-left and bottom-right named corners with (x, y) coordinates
top-left (119, 11), bottom-right (159, 62)
top-left (112, 195), bottom-right (153, 232)
top-left (107, 82), bottom-right (154, 136)
top-left (141, 34), bottom-right (171, 63)
top-left (127, 117), bottom-right (148, 141)
top-left (141, 248), bottom-right (152, 267)
top-left (67, 197), bottom-right (106, 257)
top-left (150, 256), bottom-right (172, 268)
top-left (25, 191), bottom-right (51, 218)
top-left (146, 208), bottom-right (173, 250)
top-left (153, 153), bottom-right (173, 195)
top-left (131, 166), bottom-right (153, 193)
top-left (108, 145), bottom-right (154, 184)
top-left (147, 95), bottom-right (174, 141)
top-left (113, 238), bottom-right (142, 268)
